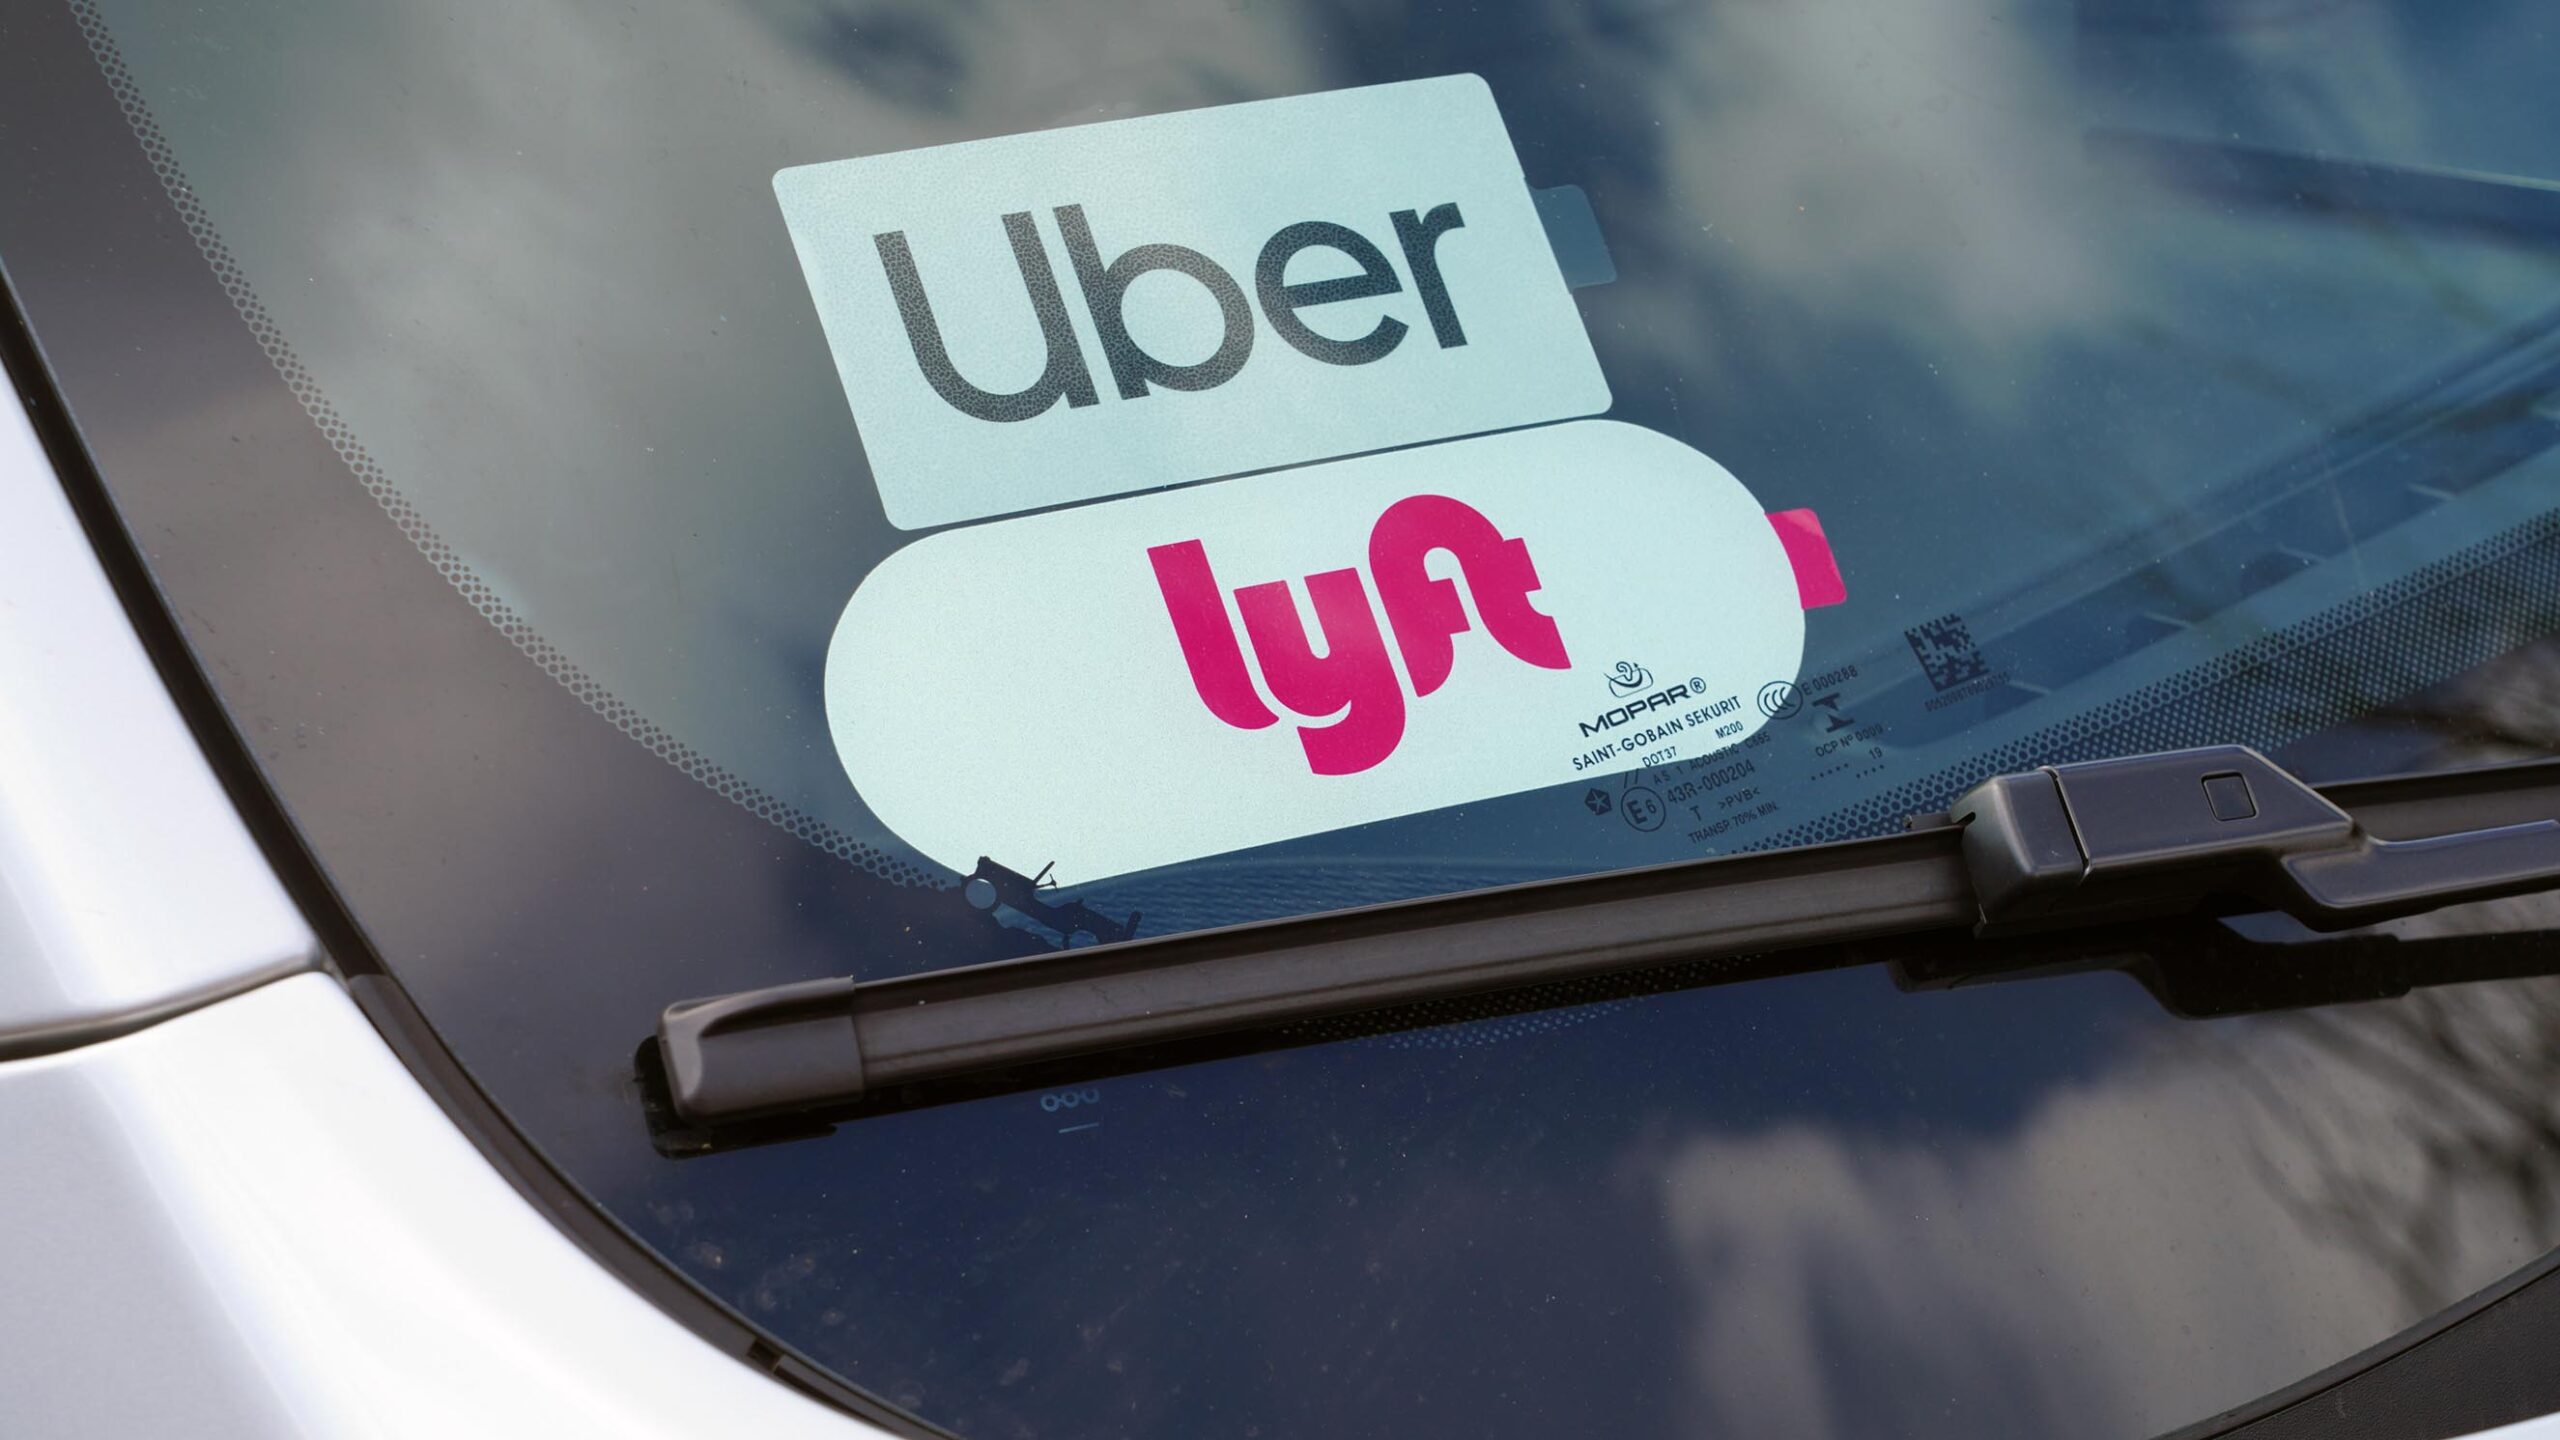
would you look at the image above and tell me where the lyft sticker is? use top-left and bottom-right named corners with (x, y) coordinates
top-left (826, 421), bottom-right (1843, 883)
top-left (775, 75), bottom-right (1609, 529)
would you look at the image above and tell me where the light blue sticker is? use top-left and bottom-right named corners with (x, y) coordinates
top-left (775, 74), bottom-right (1611, 530)
top-left (825, 421), bottom-right (1800, 884)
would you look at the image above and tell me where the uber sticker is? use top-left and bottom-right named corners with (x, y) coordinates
top-left (826, 421), bottom-right (1843, 884)
top-left (776, 74), bottom-right (1609, 529)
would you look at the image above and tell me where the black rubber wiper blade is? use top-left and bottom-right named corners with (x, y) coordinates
top-left (655, 747), bottom-right (2560, 1128)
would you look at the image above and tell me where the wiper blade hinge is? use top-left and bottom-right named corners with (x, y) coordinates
top-left (1955, 746), bottom-right (2560, 933)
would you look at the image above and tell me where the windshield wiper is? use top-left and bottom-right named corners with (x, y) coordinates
top-left (653, 747), bottom-right (2560, 1130)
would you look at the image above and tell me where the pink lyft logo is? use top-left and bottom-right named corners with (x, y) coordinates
top-left (1148, 494), bottom-right (1571, 776)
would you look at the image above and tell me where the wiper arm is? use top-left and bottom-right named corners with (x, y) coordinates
top-left (2087, 130), bottom-right (2560, 245)
top-left (655, 747), bottom-right (2560, 1128)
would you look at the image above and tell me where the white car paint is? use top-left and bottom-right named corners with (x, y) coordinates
top-left (0, 973), bottom-right (880, 1439)
top-left (0, 377), bottom-right (312, 1052)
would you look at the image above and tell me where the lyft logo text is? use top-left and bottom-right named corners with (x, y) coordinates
top-left (1150, 496), bottom-right (1570, 776)
top-left (775, 75), bottom-right (1609, 528)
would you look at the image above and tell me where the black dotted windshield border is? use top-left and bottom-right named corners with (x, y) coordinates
top-left (1765, 506), bottom-right (2560, 851)
top-left (66, 2), bottom-right (939, 891)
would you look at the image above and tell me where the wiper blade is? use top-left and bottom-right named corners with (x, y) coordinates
top-left (654, 747), bottom-right (2560, 1128)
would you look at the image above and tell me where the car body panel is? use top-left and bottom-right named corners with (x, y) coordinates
top-left (0, 971), bottom-right (885, 1438)
top-left (0, 382), bottom-right (312, 1051)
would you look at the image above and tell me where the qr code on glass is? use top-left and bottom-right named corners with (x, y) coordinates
top-left (1904, 613), bottom-right (1990, 692)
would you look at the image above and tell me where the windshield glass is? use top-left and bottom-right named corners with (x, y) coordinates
top-left (45, 0), bottom-right (2560, 918)
top-left (6, 0), bottom-right (2560, 1435)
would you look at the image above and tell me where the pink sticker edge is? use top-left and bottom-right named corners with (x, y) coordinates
top-left (1767, 508), bottom-right (1847, 610)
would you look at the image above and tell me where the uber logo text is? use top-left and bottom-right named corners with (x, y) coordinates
top-left (774, 74), bottom-right (1609, 526)
top-left (878, 202), bottom-right (1471, 422)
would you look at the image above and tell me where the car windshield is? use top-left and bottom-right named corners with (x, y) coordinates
top-left (7, 0), bottom-right (2560, 1435)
